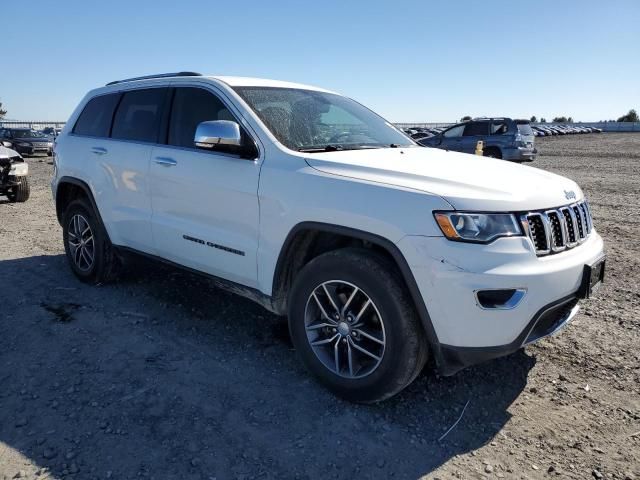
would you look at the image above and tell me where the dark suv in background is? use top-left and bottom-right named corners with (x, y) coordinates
top-left (418, 117), bottom-right (536, 162)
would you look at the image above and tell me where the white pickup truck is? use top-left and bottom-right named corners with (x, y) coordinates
top-left (51, 72), bottom-right (605, 402)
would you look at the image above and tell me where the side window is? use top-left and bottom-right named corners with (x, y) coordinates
top-left (111, 88), bottom-right (167, 143)
top-left (491, 121), bottom-right (509, 135)
top-left (443, 124), bottom-right (465, 138)
top-left (73, 93), bottom-right (121, 137)
top-left (463, 122), bottom-right (489, 136)
top-left (168, 87), bottom-right (243, 152)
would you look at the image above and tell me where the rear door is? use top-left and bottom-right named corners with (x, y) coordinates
top-left (70, 88), bottom-right (168, 252)
top-left (461, 121), bottom-right (490, 153)
top-left (149, 85), bottom-right (261, 288)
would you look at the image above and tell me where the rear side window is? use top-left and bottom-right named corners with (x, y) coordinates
top-left (111, 88), bottom-right (167, 143)
top-left (463, 122), bottom-right (489, 136)
top-left (491, 121), bottom-right (510, 135)
top-left (73, 93), bottom-right (120, 137)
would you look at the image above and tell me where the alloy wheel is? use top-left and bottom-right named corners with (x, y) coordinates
top-left (304, 280), bottom-right (386, 379)
top-left (67, 214), bottom-right (95, 272)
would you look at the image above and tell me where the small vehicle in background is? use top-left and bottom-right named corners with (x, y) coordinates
top-left (0, 144), bottom-right (30, 202)
top-left (0, 128), bottom-right (53, 156)
top-left (419, 117), bottom-right (536, 162)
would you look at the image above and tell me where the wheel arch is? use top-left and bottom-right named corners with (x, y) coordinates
top-left (271, 221), bottom-right (443, 365)
top-left (55, 176), bottom-right (105, 230)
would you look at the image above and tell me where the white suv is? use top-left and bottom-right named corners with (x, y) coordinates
top-left (52, 72), bottom-right (605, 402)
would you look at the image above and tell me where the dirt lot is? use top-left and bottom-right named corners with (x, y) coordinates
top-left (1, 133), bottom-right (638, 480)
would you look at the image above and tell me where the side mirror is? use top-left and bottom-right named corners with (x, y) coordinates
top-left (2, 141), bottom-right (12, 148)
top-left (194, 120), bottom-right (242, 149)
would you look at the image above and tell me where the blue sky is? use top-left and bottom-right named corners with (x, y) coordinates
top-left (2, 0), bottom-right (638, 122)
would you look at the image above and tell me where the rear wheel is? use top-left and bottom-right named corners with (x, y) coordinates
top-left (62, 198), bottom-right (120, 284)
top-left (7, 177), bottom-right (30, 202)
top-left (288, 248), bottom-right (428, 403)
top-left (483, 147), bottom-right (502, 159)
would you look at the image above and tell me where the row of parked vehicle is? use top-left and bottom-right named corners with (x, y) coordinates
top-left (531, 125), bottom-right (602, 136)
top-left (405, 123), bottom-right (602, 141)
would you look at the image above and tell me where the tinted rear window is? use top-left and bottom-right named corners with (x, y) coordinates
top-left (517, 123), bottom-right (534, 135)
top-left (73, 93), bottom-right (121, 137)
top-left (111, 88), bottom-right (167, 143)
top-left (463, 122), bottom-right (489, 136)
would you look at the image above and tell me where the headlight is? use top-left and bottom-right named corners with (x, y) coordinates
top-left (434, 212), bottom-right (522, 243)
top-left (17, 142), bottom-right (31, 147)
top-left (9, 162), bottom-right (29, 176)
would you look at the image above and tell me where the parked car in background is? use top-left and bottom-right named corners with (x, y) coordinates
top-left (418, 117), bottom-right (536, 162)
top-left (0, 128), bottom-right (53, 156)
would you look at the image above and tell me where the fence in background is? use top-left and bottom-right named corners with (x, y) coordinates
top-left (0, 120), bottom-right (66, 129)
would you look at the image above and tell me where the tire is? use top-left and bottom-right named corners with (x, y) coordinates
top-left (7, 176), bottom-right (30, 202)
top-left (62, 198), bottom-right (120, 284)
top-left (288, 248), bottom-right (428, 403)
top-left (483, 147), bottom-right (502, 159)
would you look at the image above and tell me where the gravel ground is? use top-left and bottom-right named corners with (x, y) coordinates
top-left (0, 134), bottom-right (638, 480)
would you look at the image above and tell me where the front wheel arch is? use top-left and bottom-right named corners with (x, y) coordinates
top-left (272, 222), bottom-right (443, 367)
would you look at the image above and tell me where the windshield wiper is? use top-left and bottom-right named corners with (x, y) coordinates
top-left (298, 144), bottom-right (344, 153)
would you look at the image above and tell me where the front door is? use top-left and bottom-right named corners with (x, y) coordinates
top-left (149, 86), bottom-right (261, 288)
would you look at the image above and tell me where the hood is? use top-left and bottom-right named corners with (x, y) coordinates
top-left (304, 146), bottom-right (582, 211)
top-left (0, 145), bottom-right (21, 159)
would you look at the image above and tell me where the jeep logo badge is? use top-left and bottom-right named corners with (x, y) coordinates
top-left (564, 190), bottom-right (576, 200)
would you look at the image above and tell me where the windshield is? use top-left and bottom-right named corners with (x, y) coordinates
top-left (234, 87), bottom-right (414, 152)
top-left (12, 129), bottom-right (42, 138)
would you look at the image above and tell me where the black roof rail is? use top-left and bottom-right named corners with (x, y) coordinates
top-left (106, 71), bottom-right (202, 86)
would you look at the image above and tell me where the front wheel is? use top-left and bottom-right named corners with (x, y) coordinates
top-left (288, 248), bottom-right (428, 403)
top-left (7, 177), bottom-right (30, 202)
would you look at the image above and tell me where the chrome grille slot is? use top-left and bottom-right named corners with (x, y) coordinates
top-left (523, 200), bottom-right (593, 256)
top-left (561, 207), bottom-right (577, 244)
top-left (572, 205), bottom-right (585, 239)
top-left (526, 214), bottom-right (549, 253)
top-left (546, 211), bottom-right (565, 251)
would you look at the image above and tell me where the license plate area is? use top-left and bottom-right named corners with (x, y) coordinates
top-left (578, 257), bottom-right (605, 299)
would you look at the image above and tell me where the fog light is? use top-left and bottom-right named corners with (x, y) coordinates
top-left (475, 289), bottom-right (526, 310)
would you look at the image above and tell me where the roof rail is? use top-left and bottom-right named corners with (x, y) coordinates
top-left (106, 71), bottom-right (202, 86)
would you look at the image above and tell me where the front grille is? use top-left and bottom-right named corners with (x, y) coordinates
top-left (522, 200), bottom-right (593, 256)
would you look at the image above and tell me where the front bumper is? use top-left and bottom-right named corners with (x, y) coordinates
top-left (13, 145), bottom-right (51, 155)
top-left (397, 231), bottom-right (604, 374)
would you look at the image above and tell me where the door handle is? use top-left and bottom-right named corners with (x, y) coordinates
top-left (154, 157), bottom-right (177, 167)
top-left (91, 147), bottom-right (107, 155)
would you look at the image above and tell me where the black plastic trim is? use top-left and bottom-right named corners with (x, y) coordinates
top-left (439, 293), bottom-right (579, 375)
top-left (116, 246), bottom-right (274, 312)
top-left (55, 176), bottom-right (106, 230)
top-left (273, 221), bottom-right (445, 368)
